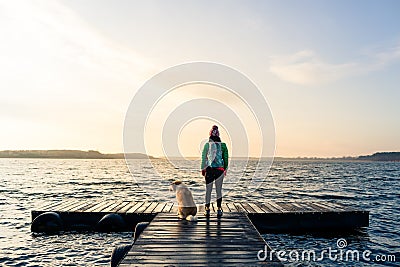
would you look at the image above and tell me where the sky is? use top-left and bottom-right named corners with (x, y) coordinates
top-left (0, 0), bottom-right (399, 157)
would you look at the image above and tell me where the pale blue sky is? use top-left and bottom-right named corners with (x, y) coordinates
top-left (0, 0), bottom-right (399, 157)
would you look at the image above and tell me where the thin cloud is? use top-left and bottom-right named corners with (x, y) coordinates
top-left (0, 0), bottom-right (155, 92)
top-left (0, 0), bottom-right (158, 122)
top-left (269, 45), bottom-right (400, 86)
top-left (0, 0), bottom-right (156, 152)
top-left (372, 43), bottom-right (400, 68)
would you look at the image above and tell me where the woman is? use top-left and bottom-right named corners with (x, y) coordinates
top-left (201, 125), bottom-right (229, 217)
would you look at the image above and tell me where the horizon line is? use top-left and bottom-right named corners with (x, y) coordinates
top-left (0, 149), bottom-right (398, 159)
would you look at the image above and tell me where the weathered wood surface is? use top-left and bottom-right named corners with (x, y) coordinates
top-left (31, 200), bottom-right (369, 232)
top-left (119, 212), bottom-right (282, 266)
top-left (33, 200), bottom-right (358, 214)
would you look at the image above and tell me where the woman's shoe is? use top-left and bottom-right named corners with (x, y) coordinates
top-left (204, 208), bottom-right (210, 217)
top-left (217, 208), bottom-right (223, 217)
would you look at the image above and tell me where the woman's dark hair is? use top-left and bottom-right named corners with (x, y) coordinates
top-left (209, 135), bottom-right (221, 142)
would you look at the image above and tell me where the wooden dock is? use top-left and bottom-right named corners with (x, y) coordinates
top-left (31, 200), bottom-right (368, 266)
top-left (119, 212), bottom-right (282, 266)
top-left (31, 200), bottom-right (369, 232)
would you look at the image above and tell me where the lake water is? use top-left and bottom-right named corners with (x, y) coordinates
top-left (0, 159), bottom-right (398, 266)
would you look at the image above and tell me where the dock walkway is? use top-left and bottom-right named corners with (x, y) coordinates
top-left (31, 200), bottom-right (369, 266)
top-left (119, 212), bottom-right (282, 266)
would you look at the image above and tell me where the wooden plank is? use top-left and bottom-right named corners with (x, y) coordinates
top-left (135, 202), bottom-right (153, 213)
top-left (124, 253), bottom-right (270, 258)
top-left (292, 202), bottom-right (316, 212)
top-left (51, 200), bottom-right (81, 211)
top-left (224, 203), bottom-right (231, 212)
top-left (138, 229), bottom-right (259, 234)
top-left (331, 202), bottom-right (351, 211)
top-left (112, 201), bottom-right (132, 213)
top-left (257, 202), bottom-right (275, 213)
top-left (256, 203), bottom-right (275, 213)
top-left (161, 202), bottom-right (173, 213)
top-left (118, 201), bottom-right (138, 213)
top-left (126, 202), bottom-right (145, 213)
top-left (226, 202), bottom-right (237, 212)
top-left (315, 201), bottom-right (349, 212)
top-left (126, 252), bottom-right (262, 257)
top-left (170, 203), bottom-right (178, 214)
top-left (132, 244), bottom-right (265, 249)
top-left (62, 201), bottom-right (90, 212)
top-left (240, 202), bottom-right (256, 213)
top-left (122, 257), bottom-right (271, 263)
top-left (126, 247), bottom-right (261, 252)
top-left (121, 260), bottom-right (276, 265)
top-left (85, 200), bottom-right (111, 212)
top-left (307, 202), bottom-right (332, 212)
top-left (76, 201), bottom-right (101, 212)
top-left (275, 202), bottom-right (299, 212)
top-left (137, 235), bottom-right (263, 241)
top-left (126, 244), bottom-right (267, 250)
top-left (66, 202), bottom-right (95, 212)
top-left (121, 212), bottom-right (282, 266)
top-left (145, 219), bottom-right (244, 224)
top-left (142, 202), bottom-right (158, 213)
top-left (49, 200), bottom-right (79, 211)
top-left (124, 257), bottom-right (271, 262)
top-left (132, 242), bottom-right (269, 247)
top-left (152, 202), bottom-right (167, 213)
top-left (90, 200), bottom-right (115, 213)
top-left (37, 201), bottom-right (63, 211)
top-left (269, 201), bottom-right (290, 212)
top-left (102, 200), bottom-right (125, 213)
top-left (318, 201), bottom-right (347, 212)
top-left (81, 201), bottom-right (102, 212)
top-left (233, 202), bottom-right (246, 212)
top-left (144, 227), bottom-right (252, 232)
top-left (247, 202), bottom-right (265, 213)
top-left (263, 201), bottom-right (284, 213)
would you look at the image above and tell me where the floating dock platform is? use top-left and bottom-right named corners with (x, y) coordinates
top-left (31, 200), bottom-right (369, 266)
top-left (31, 200), bottom-right (369, 232)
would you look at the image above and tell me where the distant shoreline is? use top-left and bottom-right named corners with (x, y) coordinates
top-left (0, 150), bottom-right (399, 161)
top-left (0, 150), bottom-right (152, 159)
top-left (274, 151), bottom-right (400, 162)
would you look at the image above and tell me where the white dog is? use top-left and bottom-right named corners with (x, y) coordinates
top-left (170, 180), bottom-right (197, 221)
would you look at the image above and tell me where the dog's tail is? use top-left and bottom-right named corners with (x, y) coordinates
top-left (186, 215), bottom-right (197, 221)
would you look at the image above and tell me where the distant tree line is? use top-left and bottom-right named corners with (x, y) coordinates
top-left (357, 152), bottom-right (400, 161)
top-left (0, 150), bottom-right (151, 159)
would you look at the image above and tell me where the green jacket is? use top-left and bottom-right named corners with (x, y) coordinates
top-left (201, 142), bottom-right (229, 170)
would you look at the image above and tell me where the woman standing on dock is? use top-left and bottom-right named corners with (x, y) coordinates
top-left (201, 125), bottom-right (229, 217)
